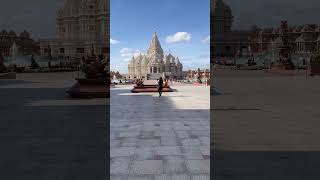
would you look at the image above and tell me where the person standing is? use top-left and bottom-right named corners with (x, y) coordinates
top-left (158, 77), bottom-right (163, 97)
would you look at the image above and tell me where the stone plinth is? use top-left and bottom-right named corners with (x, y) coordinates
top-left (67, 78), bottom-right (109, 98)
top-left (131, 85), bottom-right (174, 93)
top-left (0, 72), bottom-right (16, 79)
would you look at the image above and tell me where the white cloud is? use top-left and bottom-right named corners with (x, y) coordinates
top-left (110, 38), bottom-right (120, 45)
top-left (202, 35), bottom-right (210, 44)
top-left (120, 48), bottom-right (142, 62)
top-left (166, 32), bottom-right (192, 43)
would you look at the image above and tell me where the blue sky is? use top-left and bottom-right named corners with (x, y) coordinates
top-left (110, 0), bottom-right (210, 73)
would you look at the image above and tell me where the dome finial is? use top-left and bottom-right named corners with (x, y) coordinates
top-left (154, 26), bottom-right (158, 36)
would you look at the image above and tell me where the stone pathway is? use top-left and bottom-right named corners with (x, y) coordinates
top-left (111, 85), bottom-right (210, 180)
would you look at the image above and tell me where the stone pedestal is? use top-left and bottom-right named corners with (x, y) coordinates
top-left (131, 84), bottom-right (174, 93)
top-left (0, 72), bottom-right (16, 79)
top-left (67, 78), bottom-right (110, 98)
top-left (67, 53), bottom-right (109, 98)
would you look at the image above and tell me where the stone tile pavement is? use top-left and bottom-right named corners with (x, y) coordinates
top-left (111, 85), bottom-right (210, 179)
top-left (0, 73), bottom-right (107, 180)
top-left (212, 75), bottom-right (320, 179)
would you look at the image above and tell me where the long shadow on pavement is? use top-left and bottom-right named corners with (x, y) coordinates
top-left (0, 81), bottom-right (108, 180)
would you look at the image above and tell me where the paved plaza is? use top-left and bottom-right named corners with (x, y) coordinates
top-left (111, 85), bottom-right (210, 180)
top-left (212, 70), bottom-right (320, 180)
top-left (0, 72), bottom-right (107, 180)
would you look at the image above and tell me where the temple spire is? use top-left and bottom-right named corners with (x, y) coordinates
top-left (147, 31), bottom-right (163, 58)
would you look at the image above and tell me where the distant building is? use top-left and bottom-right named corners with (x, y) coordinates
top-left (110, 71), bottom-right (123, 79)
top-left (128, 32), bottom-right (183, 80)
top-left (40, 0), bottom-right (109, 59)
top-left (0, 30), bottom-right (39, 57)
top-left (186, 68), bottom-right (210, 80)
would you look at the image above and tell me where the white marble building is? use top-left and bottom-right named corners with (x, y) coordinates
top-left (128, 32), bottom-right (183, 80)
top-left (40, 0), bottom-right (109, 58)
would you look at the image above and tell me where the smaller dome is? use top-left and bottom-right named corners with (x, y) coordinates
top-left (292, 27), bottom-right (301, 33)
top-left (166, 53), bottom-right (175, 63)
top-left (1, 29), bottom-right (8, 35)
top-left (315, 26), bottom-right (320, 33)
top-left (301, 25), bottom-right (313, 33)
top-left (19, 30), bottom-right (30, 39)
top-left (135, 58), bottom-right (141, 65)
top-left (57, 9), bottom-right (64, 17)
top-left (135, 55), bottom-right (142, 65)
top-left (130, 57), bottom-right (135, 65)
top-left (295, 34), bottom-right (305, 43)
top-left (170, 57), bottom-right (175, 64)
top-left (8, 30), bottom-right (16, 37)
top-left (141, 56), bottom-right (148, 65)
top-left (272, 28), bottom-right (279, 34)
top-left (165, 55), bottom-right (170, 64)
top-left (258, 29), bottom-right (264, 35)
top-left (274, 37), bottom-right (283, 44)
top-left (175, 57), bottom-right (181, 65)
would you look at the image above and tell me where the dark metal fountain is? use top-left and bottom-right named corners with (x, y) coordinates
top-left (0, 52), bottom-right (16, 79)
top-left (272, 21), bottom-right (295, 70)
top-left (67, 45), bottom-right (110, 98)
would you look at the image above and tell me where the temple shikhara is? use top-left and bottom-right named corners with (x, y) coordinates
top-left (40, 0), bottom-right (108, 58)
top-left (128, 32), bottom-right (183, 80)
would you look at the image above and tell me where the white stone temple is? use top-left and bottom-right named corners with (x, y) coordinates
top-left (40, 0), bottom-right (109, 58)
top-left (128, 32), bottom-right (183, 80)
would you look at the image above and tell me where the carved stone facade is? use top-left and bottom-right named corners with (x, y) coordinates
top-left (40, 0), bottom-right (109, 58)
top-left (251, 24), bottom-right (320, 55)
top-left (212, 0), bottom-right (320, 58)
top-left (128, 32), bottom-right (183, 80)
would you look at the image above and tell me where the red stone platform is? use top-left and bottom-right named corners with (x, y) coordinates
top-left (0, 72), bottom-right (16, 79)
top-left (131, 85), bottom-right (174, 93)
top-left (307, 64), bottom-right (320, 76)
top-left (67, 78), bottom-right (110, 98)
